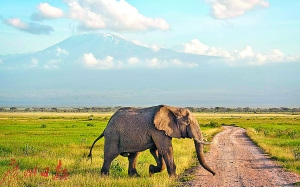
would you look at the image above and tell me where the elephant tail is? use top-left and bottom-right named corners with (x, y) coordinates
top-left (87, 132), bottom-right (104, 163)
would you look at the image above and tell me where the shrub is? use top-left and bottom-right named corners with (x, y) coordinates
top-left (80, 138), bottom-right (87, 144)
top-left (287, 129), bottom-right (299, 139)
top-left (0, 146), bottom-right (12, 156)
top-left (89, 115), bottom-right (94, 121)
top-left (292, 147), bottom-right (300, 160)
top-left (40, 124), bottom-right (47, 128)
top-left (207, 121), bottom-right (221, 128)
top-left (254, 126), bottom-right (263, 133)
top-left (23, 145), bottom-right (37, 156)
top-left (263, 130), bottom-right (270, 136)
top-left (87, 123), bottom-right (95, 127)
top-left (111, 162), bottom-right (125, 174)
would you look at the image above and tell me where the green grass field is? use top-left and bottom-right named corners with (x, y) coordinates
top-left (1, 112), bottom-right (299, 186)
top-left (0, 113), bottom-right (221, 187)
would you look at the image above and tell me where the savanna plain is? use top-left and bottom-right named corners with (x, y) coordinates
top-left (0, 112), bottom-right (299, 187)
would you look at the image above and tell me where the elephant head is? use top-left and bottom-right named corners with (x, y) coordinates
top-left (154, 105), bottom-right (215, 176)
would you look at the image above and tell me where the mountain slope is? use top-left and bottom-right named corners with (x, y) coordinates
top-left (0, 33), bottom-right (213, 70)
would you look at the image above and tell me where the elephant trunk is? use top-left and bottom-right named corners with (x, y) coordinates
top-left (194, 140), bottom-right (215, 175)
top-left (191, 128), bottom-right (215, 176)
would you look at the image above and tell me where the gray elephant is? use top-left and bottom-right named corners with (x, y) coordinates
top-left (88, 105), bottom-right (215, 177)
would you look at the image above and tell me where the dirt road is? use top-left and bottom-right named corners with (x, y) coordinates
top-left (184, 126), bottom-right (300, 187)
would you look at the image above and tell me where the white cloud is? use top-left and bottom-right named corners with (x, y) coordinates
top-left (171, 59), bottom-right (198, 68)
top-left (128, 57), bottom-right (140, 65)
top-left (184, 39), bottom-right (300, 66)
top-left (206, 0), bottom-right (270, 19)
top-left (184, 39), bottom-right (230, 57)
top-left (44, 59), bottom-right (61, 70)
top-left (5, 18), bottom-right (27, 29)
top-left (56, 47), bottom-right (69, 56)
top-left (5, 18), bottom-right (53, 35)
top-left (68, 1), bottom-right (106, 29)
top-left (132, 40), bottom-right (162, 52)
top-left (35, 3), bottom-right (64, 19)
top-left (132, 40), bottom-right (148, 48)
top-left (150, 44), bottom-right (161, 52)
top-left (23, 58), bottom-right (39, 69)
top-left (83, 53), bottom-right (115, 70)
top-left (146, 58), bottom-right (198, 69)
top-left (31, 58), bottom-right (39, 65)
top-left (66, 0), bottom-right (170, 31)
top-left (83, 53), bottom-right (197, 70)
top-left (22, 58), bottom-right (62, 70)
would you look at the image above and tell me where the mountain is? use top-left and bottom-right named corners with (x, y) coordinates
top-left (0, 33), bottom-right (299, 107)
top-left (0, 33), bottom-right (213, 70)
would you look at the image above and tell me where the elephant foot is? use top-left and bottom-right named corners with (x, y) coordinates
top-left (168, 173), bottom-right (178, 178)
top-left (149, 164), bottom-right (165, 176)
top-left (100, 169), bottom-right (109, 177)
top-left (128, 169), bottom-right (140, 177)
top-left (149, 164), bottom-right (155, 176)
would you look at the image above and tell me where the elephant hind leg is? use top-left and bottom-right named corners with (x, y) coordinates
top-left (128, 152), bottom-right (140, 177)
top-left (101, 155), bottom-right (118, 176)
top-left (101, 140), bottom-right (119, 176)
top-left (149, 147), bottom-right (166, 176)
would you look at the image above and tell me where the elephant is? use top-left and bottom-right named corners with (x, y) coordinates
top-left (88, 105), bottom-right (215, 177)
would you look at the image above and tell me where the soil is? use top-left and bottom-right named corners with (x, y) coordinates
top-left (183, 126), bottom-right (300, 187)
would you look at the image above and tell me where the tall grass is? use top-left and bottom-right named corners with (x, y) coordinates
top-left (0, 113), bottom-right (220, 187)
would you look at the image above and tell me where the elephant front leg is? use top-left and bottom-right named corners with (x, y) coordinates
top-left (128, 152), bottom-right (140, 177)
top-left (161, 146), bottom-right (177, 177)
top-left (149, 147), bottom-right (166, 176)
top-left (152, 135), bottom-right (177, 177)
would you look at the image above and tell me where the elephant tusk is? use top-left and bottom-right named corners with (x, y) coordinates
top-left (194, 138), bottom-right (212, 145)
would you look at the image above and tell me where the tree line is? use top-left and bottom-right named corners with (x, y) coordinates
top-left (1, 106), bottom-right (300, 113)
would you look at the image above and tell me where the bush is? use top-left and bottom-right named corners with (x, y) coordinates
top-left (89, 115), bottom-right (94, 120)
top-left (0, 145), bottom-right (12, 156)
top-left (87, 123), bottom-right (95, 127)
top-left (66, 125), bottom-right (77, 128)
top-left (23, 145), bottom-right (37, 156)
top-left (292, 147), bottom-right (300, 160)
top-left (207, 121), bottom-right (221, 128)
top-left (40, 124), bottom-right (47, 128)
top-left (263, 130), bottom-right (270, 136)
top-left (111, 162), bottom-right (125, 174)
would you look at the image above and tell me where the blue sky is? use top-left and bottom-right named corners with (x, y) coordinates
top-left (1, 0), bottom-right (300, 60)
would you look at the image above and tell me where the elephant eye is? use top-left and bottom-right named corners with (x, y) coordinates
top-left (187, 118), bottom-right (192, 125)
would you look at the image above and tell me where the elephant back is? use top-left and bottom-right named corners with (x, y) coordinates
top-left (104, 106), bottom-right (159, 136)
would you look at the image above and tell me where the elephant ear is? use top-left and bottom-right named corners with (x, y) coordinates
top-left (153, 105), bottom-right (181, 138)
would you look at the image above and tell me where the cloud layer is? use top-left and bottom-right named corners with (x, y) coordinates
top-left (4, 18), bottom-right (53, 35)
top-left (184, 39), bottom-right (300, 65)
top-left (206, 0), bottom-right (270, 19)
top-left (82, 53), bottom-right (197, 70)
top-left (66, 0), bottom-right (170, 31)
top-left (32, 3), bottom-right (64, 20)
top-left (4, 0), bottom-right (169, 35)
